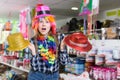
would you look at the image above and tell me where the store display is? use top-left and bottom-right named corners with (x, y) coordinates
top-left (0, 1), bottom-right (120, 80)
top-left (97, 47), bottom-right (107, 57)
top-left (90, 66), bottom-right (117, 80)
top-left (95, 55), bottom-right (104, 65)
top-left (112, 46), bottom-right (120, 60)
top-left (86, 55), bottom-right (94, 62)
top-left (60, 71), bottom-right (91, 80)
top-left (85, 62), bottom-right (95, 72)
top-left (103, 20), bottom-right (113, 28)
top-left (105, 53), bottom-right (118, 66)
top-left (68, 18), bottom-right (79, 32)
top-left (65, 58), bottom-right (85, 74)
top-left (106, 27), bottom-right (117, 39)
top-left (87, 46), bottom-right (97, 56)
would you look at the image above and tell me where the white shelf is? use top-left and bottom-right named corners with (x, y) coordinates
top-left (0, 61), bottom-right (29, 73)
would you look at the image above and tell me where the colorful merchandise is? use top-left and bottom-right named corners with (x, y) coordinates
top-left (92, 0), bottom-right (99, 15)
top-left (35, 4), bottom-right (54, 18)
top-left (7, 32), bottom-right (30, 51)
top-left (4, 20), bottom-right (12, 31)
top-left (64, 32), bottom-right (92, 52)
top-left (79, 0), bottom-right (92, 15)
top-left (90, 66), bottom-right (117, 80)
top-left (19, 8), bottom-right (30, 38)
top-left (37, 35), bottom-right (57, 66)
top-left (65, 58), bottom-right (85, 74)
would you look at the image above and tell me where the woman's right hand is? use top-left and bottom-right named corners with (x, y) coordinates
top-left (28, 43), bottom-right (36, 56)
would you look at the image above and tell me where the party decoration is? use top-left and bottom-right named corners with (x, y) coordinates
top-left (79, 0), bottom-right (92, 15)
top-left (7, 32), bottom-right (30, 51)
top-left (64, 32), bottom-right (92, 52)
top-left (4, 20), bottom-right (12, 31)
top-left (37, 35), bottom-right (56, 66)
top-left (92, 0), bottom-right (99, 15)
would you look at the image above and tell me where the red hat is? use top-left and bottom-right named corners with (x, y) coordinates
top-left (64, 32), bottom-right (92, 52)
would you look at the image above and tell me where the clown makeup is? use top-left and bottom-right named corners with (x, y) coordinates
top-left (38, 17), bottom-right (51, 36)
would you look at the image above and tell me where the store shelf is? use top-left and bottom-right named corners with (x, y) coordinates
top-left (0, 61), bottom-right (29, 73)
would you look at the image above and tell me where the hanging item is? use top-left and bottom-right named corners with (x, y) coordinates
top-left (79, 0), bottom-right (93, 34)
top-left (0, 31), bottom-right (10, 44)
top-left (11, 20), bottom-right (19, 33)
top-left (7, 32), bottom-right (30, 51)
top-left (79, 0), bottom-right (92, 16)
top-left (64, 32), bottom-right (92, 52)
top-left (4, 20), bottom-right (12, 31)
top-left (92, 0), bottom-right (99, 15)
top-left (19, 8), bottom-right (31, 38)
top-left (87, 14), bottom-right (92, 34)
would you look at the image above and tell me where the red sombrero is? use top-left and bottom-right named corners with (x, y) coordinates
top-left (64, 32), bottom-right (92, 52)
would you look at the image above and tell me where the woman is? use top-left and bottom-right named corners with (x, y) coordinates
top-left (27, 4), bottom-right (69, 80)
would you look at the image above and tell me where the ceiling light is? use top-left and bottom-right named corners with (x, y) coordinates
top-left (71, 7), bottom-right (78, 10)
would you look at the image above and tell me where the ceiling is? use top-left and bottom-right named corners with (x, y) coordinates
top-left (0, 0), bottom-right (120, 20)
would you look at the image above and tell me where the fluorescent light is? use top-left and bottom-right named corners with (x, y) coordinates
top-left (71, 7), bottom-right (78, 10)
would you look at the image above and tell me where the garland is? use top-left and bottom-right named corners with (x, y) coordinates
top-left (37, 35), bottom-right (56, 67)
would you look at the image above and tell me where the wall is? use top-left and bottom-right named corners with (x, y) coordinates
top-left (56, 16), bottom-right (84, 29)
top-left (56, 8), bottom-right (120, 29)
top-left (97, 8), bottom-right (120, 21)
top-left (56, 17), bottom-right (72, 28)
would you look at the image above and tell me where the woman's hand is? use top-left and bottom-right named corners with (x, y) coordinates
top-left (28, 43), bottom-right (36, 56)
top-left (60, 37), bottom-right (66, 51)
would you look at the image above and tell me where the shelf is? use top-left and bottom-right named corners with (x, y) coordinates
top-left (0, 61), bottom-right (29, 73)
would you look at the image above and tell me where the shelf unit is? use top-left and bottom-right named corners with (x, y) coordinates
top-left (0, 61), bottom-right (29, 73)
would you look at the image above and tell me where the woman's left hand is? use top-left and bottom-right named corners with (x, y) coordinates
top-left (60, 37), bottom-right (66, 51)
